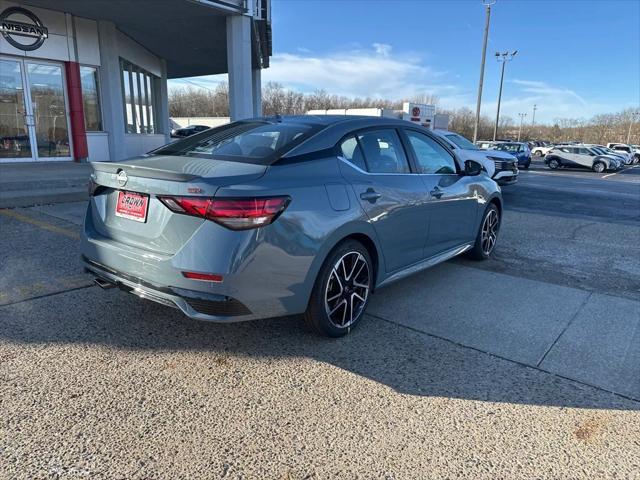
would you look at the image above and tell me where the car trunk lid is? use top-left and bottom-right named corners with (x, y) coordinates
top-left (88, 155), bottom-right (267, 255)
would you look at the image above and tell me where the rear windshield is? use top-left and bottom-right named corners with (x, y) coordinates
top-left (152, 121), bottom-right (319, 164)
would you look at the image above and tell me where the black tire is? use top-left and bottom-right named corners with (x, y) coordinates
top-left (592, 161), bottom-right (605, 173)
top-left (304, 240), bottom-right (373, 337)
top-left (547, 157), bottom-right (560, 169)
top-left (467, 204), bottom-right (500, 261)
top-left (523, 161), bottom-right (531, 170)
top-left (534, 150), bottom-right (542, 157)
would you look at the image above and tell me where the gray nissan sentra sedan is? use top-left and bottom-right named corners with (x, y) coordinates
top-left (81, 116), bottom-right (502, 337)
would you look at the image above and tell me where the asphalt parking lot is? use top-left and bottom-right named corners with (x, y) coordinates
top-left (1, 162), bottom-right (639, 478)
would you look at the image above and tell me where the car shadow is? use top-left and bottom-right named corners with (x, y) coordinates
top-left (2, 286), bottom-right (637, 411)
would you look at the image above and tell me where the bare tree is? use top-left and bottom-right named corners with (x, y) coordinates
top-left (169, 85), bottom-right (640, 144)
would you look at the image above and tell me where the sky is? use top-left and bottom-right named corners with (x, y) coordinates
top-left (169, 0), bottom-right (640, 124)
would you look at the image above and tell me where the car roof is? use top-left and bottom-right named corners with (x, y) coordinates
top-left (274, 115), bottom-right (430, 158)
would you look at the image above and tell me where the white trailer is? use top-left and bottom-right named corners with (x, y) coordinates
top-left (307, 102), bottom-right (442, 129)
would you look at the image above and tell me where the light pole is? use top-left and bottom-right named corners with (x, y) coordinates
top-left (626, 111), bottom-right (640, 144)
top-left (517, 112), bottom-right (527, 141)
top-left (531, 104), bottom-right (537, 129)
top-left (493, 50), bottom-right (518, 141)
top-left (472, 0), bottom-right (496, 143)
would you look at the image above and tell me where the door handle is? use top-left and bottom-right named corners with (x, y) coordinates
top-left (430, 187), bottom-right (444, 199)
top-left (360, 189), bottom-right (381, 203)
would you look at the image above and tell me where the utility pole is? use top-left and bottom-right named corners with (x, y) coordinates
top-left (517, 112), bottom-right (527, 141)
top-left (626, 111), bottom-right (639, 144)
top-left (531, 104), bottom-right (537, 128)
top-left (472, 0), bottom-right (496, 143)
top-left (493, 50), bottom-right (517, 141)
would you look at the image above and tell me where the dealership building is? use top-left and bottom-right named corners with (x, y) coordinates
top-left (0, 0), bottom-right (271, 163)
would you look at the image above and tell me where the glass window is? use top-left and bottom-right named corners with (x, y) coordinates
top-left (444, 132), bottom-right (478, 150)
top-left (339, 136), bottom-right (366, 171)
top-left (152, 121), bottom-right (319, 165)
top-left (120, 59), bottom-right (157, 134)
top-left (79, 66), bottom-right (102, 131)
top-left (406, 130), bottom-right (456, 174)
top-left (356, 129), bottom-right (410, 174)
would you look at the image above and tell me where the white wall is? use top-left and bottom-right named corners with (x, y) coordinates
top-left (86, 132), bottom-right (109, 161)
top-left (124, 134), bottom-right (167, 158)
top-left (171, 117), bottom-right (231, 128)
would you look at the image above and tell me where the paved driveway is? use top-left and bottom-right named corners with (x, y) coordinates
top-left (1, 166), bottom-right (639, 478)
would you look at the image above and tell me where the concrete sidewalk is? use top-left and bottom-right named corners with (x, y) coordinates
top-left (368, 262), bottom-right (640, 401)
top-left (0, 162), bottom-right (91, 208)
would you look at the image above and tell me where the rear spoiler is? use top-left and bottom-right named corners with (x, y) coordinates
top-left (91, 161), bottom-right (199, 182)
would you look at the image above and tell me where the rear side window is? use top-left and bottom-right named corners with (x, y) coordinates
top-left (405, 130), bottom-right (456, 174)
top-left (356, 129), bottom-right (410, 174)
top-left (152, 121), bottom-right (318, 164)
top-left (339, 136), bottom-right (367, 171)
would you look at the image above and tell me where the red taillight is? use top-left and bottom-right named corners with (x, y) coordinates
top-left (182, 271), bottom-right (223, 282)
top-left (158, 196), bottom-right (290, 230)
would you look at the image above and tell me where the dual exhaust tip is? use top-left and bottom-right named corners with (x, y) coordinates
top-left (94, 277), bottom-right (116, 290)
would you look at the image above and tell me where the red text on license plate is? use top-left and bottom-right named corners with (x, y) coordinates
top-left (115, 191), bottom-right (149, 222)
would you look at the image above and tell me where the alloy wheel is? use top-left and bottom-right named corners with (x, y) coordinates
top-left (481, 209), bottom-right (499, 256)
top-left (324, 251), bottom-right (370, 329)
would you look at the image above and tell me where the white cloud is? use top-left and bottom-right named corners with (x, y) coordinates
top-left (479, 78), bottom-right (632, 123)
top-left (261, 44), bottom-right (458, 100)
top-left (373, 43), bottom-right (392, 57)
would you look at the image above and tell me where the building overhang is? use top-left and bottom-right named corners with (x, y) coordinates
top-left (22, 0), bottom-right (270, 78)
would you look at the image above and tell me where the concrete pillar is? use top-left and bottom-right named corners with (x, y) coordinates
top-left (252, 68), bottom-right (262, 117)
top-left (157, 59), bottom-right (170, 143)
top-left (226, 15), bottom-right (253, 121)
top-left (97, 21), bottom-right (126, 161)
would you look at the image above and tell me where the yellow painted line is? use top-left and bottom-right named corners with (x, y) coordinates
top-left (0, 208), bottom-right (80, 240)
top-left (0, 273), bottom-right (94, 306)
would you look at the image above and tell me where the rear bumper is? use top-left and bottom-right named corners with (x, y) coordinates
top-left (80, 199), bottom-right (318, 322)
top-left (83, 256), bottom-right (255, 322)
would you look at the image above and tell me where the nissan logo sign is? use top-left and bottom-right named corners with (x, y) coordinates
top-left (0, 7), bottom-right (48, 51)
top-left (116, 170), bottom-right (128, 187)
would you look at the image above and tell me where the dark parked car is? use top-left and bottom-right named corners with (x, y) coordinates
top-left (492, 142), bottom-right (532, 169)
top-left (82, 116), bottom-right (502, 337)
top-left (170, 124), bottom-right (210, 138)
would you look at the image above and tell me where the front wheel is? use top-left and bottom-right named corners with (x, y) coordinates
top-left (534, 150), bottom-right (543, 157)
top-left (305, 240), bottom-right (373, 337)
top-left (467, 204), bottom-right (500, 261)
top-left (592, 161), bottom-right (605, 173)
top-left (548, 157), bottom-right (560, 169)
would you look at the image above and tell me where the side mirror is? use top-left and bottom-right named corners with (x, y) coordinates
top-left (464, 159), bottom-right (483, 176)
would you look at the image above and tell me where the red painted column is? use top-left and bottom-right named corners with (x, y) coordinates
top-left (64, 61), bottom-right (88, 161)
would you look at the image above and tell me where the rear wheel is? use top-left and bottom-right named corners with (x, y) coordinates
top-left (534, 150), bottom-right (543, 157)
top-left (467, 204), bottom-right (500, 261)
top-left (548, 157), bottom-right (560, 169)
top-left (305, 240), bottom-right (373, 337)
top-left (592, 161), bottom-right (605, 173)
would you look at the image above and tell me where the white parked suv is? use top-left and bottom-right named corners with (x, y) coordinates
top-left (545, 145), bottom-right (622, 172)
top-left (433, 130), bottom-right (518, 185)
top-left (531, 145), bottom-right (554, 157)
top-left (606, 143), bottom-right (638, 164)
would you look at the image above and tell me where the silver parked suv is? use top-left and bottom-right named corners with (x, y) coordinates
top-left (81, 116), bottom-right (502, 337)
top-left (545, 145), bottom-right (622, 172)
